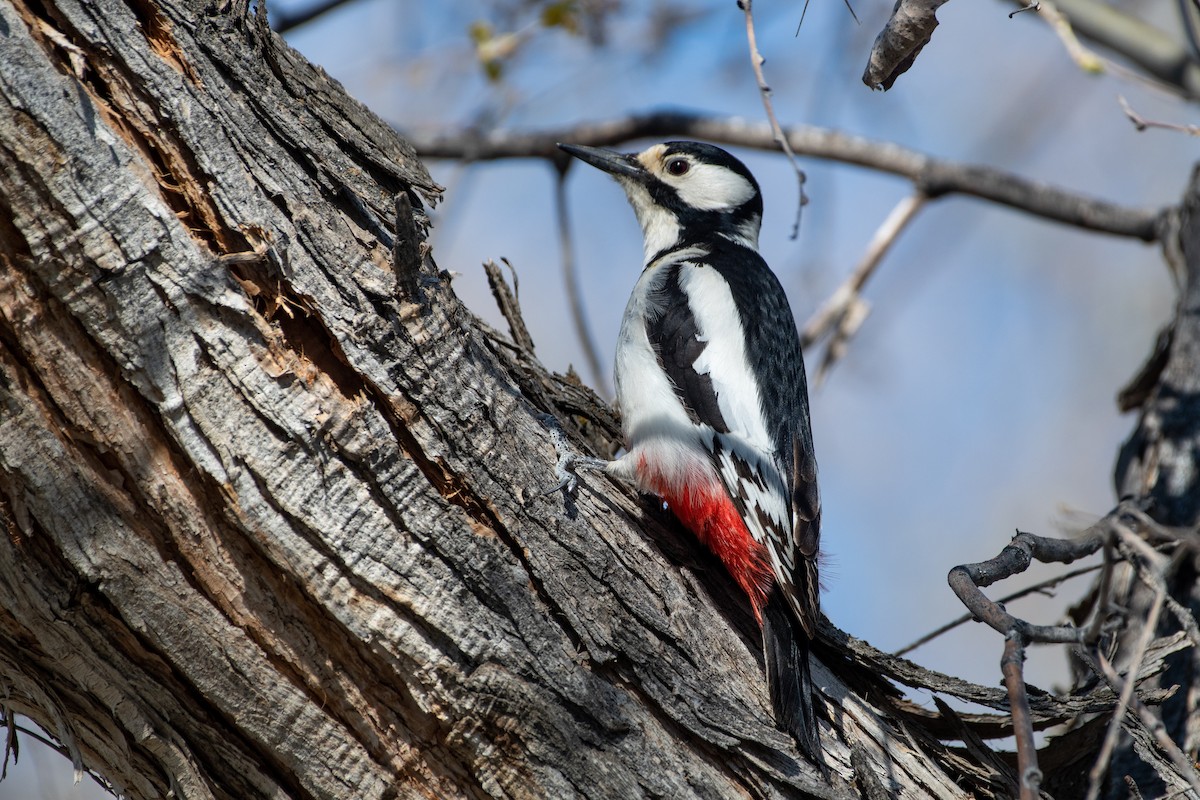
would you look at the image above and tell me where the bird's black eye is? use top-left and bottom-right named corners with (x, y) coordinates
top-left (666, 158), bottom-right (690, 176)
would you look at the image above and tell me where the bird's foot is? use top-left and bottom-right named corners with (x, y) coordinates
top-left (537, 413), bottom-right (609, 496)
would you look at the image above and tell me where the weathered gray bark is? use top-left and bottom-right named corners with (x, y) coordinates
top-left (1, 1), bottom-right (1197, 799)
top-left (1107, 166), bottom-right (1200, 796)
top-left (0, 1), bottom-right (989, 798)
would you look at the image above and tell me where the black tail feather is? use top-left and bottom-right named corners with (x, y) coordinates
top-left (763, 588), bottom-right (821, 765)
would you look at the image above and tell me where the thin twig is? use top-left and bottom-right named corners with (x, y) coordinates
top-left (1082, 540), bottom-right (1117, 644)
top-left (1036, 0), bottom-right (1105, 73)
top-left (1087, 641), bottom-right (1200, 796)
top-left (739, 0), bottom-right (806, 239)
top-left (1001, 634), bottom-right (1041, 800)
top-left (1119, 95), bottom-right (1200, 136)
top-left (894, 561), bottom-right (1103, 657)
top-left (800, 192), bottom-right (926, 381)
top-left (1076, 520), bottom-right (1200, 799)
top-left (554, 165), bottom-right (610, 396)
top-left (1085, 584), bottom-right (1165, 800)
top-left (1005, 0), bottom-right (1200, 99)
top-left (483, 259), bottom-right (537, 353)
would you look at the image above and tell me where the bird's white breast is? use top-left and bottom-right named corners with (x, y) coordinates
top-left (609, 255), bottom-right (712, 491)
top-left (610, 253), bottom-right (790, 548)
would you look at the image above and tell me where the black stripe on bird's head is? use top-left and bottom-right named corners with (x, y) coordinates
top-left (559, 141), bottom-right (764, 260)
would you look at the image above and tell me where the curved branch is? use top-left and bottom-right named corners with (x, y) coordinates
top-left (406, 110), bottom-right (1167, 241)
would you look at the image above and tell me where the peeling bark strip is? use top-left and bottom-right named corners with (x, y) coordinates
top-left (0, 2), bottom-right (1190, 800)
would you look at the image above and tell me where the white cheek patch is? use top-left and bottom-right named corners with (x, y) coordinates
top-left (673, 163), bottom-right (756, 211)
top-left (618, 177), bottom-right (681, 263)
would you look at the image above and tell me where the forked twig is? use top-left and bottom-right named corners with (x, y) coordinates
top-left (948, 526), bottom-right (1108, 644)
top-left (951, 503), bottom-right (1200, 800)
top-left (483, 259), bottom-right (536, 353)
top-left (894, 561), bottom-right (1102, 657)
top-left (947, 512), bottom-right (1120, 798)
top-left (800, 192), bottom-right (927, 380)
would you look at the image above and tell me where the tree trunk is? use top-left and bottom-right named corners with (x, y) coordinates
top-left (1107, 166), bottom-right (1200, 795)
top-left (0, 2), bottom-right (1195, 799)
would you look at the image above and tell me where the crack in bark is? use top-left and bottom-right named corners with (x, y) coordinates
top-left (13, 0), bottom-right (241, 253)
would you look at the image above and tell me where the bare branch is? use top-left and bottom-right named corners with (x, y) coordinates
top-left (945, 509), bottom-right (1132, 791)
top-left (947, 523), bottom-right (1109, 644)
top-left (407, 111), bottom-right (1166, 241)
top-left (483, 259), bottom-right (536, 353)
top-left (1007, 0), bottom-right (1200, 99)
top-left (1120, 95), bottom-right (1200, 137)
top-left (1075, 639), bottom-right (1200, 797)
top-left (739, 0), bottom-right (806, 238)
top-left (1085, 581), bottom-right (1166, 800)
top-left (866, 0), bottom-right (1200, 97)
top-left (801, 192), bottom-right (927, 382)
top-left (1001, 634), bottom-right (1041, 799)
top-left (893, 561), bottom-right (1103, 657)
top-left (554, 164), bottom-right (610, 396)
top-left (947, 498), bottom-right (1200, 799)
top-left (820, 617), bottom-right (1182, 727)
top-left (1035, 0), bottom-right (1105, 73)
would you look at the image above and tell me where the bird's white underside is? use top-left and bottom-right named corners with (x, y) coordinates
top-left (608, 251), bottom-right (792, 572)
top-left (599, 143), bottom-right (799, 606)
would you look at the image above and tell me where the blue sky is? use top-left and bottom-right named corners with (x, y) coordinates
top-left (11, 0), bottom-right (1199, 796)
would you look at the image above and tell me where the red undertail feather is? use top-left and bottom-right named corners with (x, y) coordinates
top-left (639, 457), bottom-right (775, 621)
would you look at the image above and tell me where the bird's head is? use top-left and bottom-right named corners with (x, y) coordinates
top-left (559, 141), bottom-right (763, 263)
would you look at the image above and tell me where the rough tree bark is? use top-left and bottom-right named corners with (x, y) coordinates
top-left (1106, 166), bottom-right (1200, 795)
top-left (0, 2), bottom-right (1196, 799)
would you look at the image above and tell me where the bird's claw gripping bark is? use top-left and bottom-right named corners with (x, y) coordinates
top-left (538, 413), bottom-right (608, 497)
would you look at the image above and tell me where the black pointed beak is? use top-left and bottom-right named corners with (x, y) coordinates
top-left (557, 143), bottom-right (647, 182)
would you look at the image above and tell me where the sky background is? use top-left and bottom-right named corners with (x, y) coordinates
top-left (9, 0), bottom-right (1200, 796)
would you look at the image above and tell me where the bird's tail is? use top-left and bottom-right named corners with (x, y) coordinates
top-left (762, 587), bottom-right (821, 764)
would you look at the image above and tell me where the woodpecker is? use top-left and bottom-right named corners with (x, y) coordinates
top-left (556, 141), bottom-right (822, 761)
